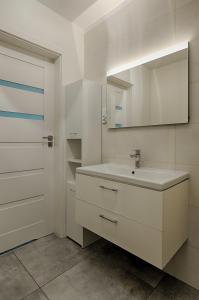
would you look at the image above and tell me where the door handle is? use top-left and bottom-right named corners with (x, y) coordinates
top-left (42, 135), bottom-right (53, 147)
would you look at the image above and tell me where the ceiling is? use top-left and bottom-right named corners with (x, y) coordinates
top-left (38, 0), bottom-right (98, 21)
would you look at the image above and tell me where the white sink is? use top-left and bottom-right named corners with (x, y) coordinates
top-left (77, 163), bottom-right (189, 191)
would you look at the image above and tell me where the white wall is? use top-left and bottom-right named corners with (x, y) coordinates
top-left (0, 0), bottom-right (84, 84)
top-left (85, 0), bottom-right (199, 289)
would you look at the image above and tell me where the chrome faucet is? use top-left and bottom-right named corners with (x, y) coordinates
top-left (130, 149), bottom-right (141, 168)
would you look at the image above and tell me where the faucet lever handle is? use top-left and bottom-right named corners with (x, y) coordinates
top-left (130, 149), bottom-right (140, 156)
top-left (129, 149), bottom-right (141, 168)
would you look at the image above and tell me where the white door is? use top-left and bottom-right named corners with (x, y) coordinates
top-left (0, 44), bottom-right (55, 253)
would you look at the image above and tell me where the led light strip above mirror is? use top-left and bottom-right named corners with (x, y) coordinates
top-left (107, 41), bottom-right (188, 77)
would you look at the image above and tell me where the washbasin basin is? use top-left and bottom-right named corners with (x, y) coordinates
top-left (76, 163), bottom-right (189, 191)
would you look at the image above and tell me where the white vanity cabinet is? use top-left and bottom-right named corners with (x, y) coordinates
top-left (76, 173), bottom-right (188, 269)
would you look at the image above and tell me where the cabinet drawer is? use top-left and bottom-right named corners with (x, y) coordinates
top-left (76, 199), bottom-right (118, 244)
top-left (118, 217), bottom-right (163, 268)
top-left (76, 199), bottom-right (163, 268)
top-left (76, 174), bottom-right (163, 230)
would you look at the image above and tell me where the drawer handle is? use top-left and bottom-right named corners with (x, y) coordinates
top-left (99, 185), bottom-right (118, 192)
top-left (99, 214), bottom-right (118, 224)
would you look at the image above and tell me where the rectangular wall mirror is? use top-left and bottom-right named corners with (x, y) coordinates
top-left (106, 45), bottom-right (188, 128)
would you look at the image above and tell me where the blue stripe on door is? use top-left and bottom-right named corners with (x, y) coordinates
top-left (0, 111), bottom-right (44, 120)
top-left (115, 123), bottom-right (123, 128)
top-left (0, 79), bottom-right (44, 94)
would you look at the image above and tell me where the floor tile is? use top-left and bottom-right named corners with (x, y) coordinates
top-left (148, 275), bottom-right (199, 299)
top-left (14, 234), bottom-right (87, 286)
top-left (43, 253), bottom-right (153, 300)
top-left (0, 252), bottom-right (38, 300)
top-left (86, 239), bottom-right (165, 288)
top-left (22, 289), bottom-right (48, 300)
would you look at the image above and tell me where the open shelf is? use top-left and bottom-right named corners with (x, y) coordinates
top-left (66, 138), bottom-right (82, 182)
top-left (66, 137), bottom-right (81, 140)
top-left (66, 139), bottom-right (81, 161)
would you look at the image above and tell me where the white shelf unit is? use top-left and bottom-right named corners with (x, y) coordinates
top-left (65, 79), bottom-right (102, 247)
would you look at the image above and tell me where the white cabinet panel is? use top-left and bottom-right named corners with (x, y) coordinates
top-left (118, 216), bottom-right (163, 268)
top-left (76, 199), bottom-right (163, 268)
top-left (76, 174), bottom-right (163, 230)
top-left (0, 118), bottom-right (43, 142)
top-left (0, 85), bottom-right (44, 115)
top-left (82, 80), bottom-right (102, 165)
top-left (76, 174), bottom-right (120, 210)
top-left (0, 53), bottom-right (44, 88)
top-left (0, 171), bottom-right (44, 205)
top-left (66, 81), bottom-right (82, 139)
top-left (76, 199), bottom-right (114, 242)
top-left (163, 181), bottom-right (188, 264)
top-left (0, 144), bottom-right (44, 173)
top-left (66, 182), bottom-right (83, 245)
top-left (119, 183), bottom-right (163, 230)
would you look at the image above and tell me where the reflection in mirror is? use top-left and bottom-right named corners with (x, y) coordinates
top-left (107, 46), bottom-right (188, 128)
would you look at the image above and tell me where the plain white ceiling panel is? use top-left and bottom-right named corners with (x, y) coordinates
top-left (37, 0), bottom-right (130, 31)
top-left (75, 0), bottom-right (131, 31)
top-left (38, 0), bottom-right (97, 21)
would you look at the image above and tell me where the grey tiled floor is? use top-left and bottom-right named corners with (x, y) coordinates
top-left (0, 234), bottom-right (199, 300)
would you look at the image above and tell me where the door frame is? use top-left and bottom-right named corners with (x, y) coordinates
top-left (0, 30), bottom-right (66, 238)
